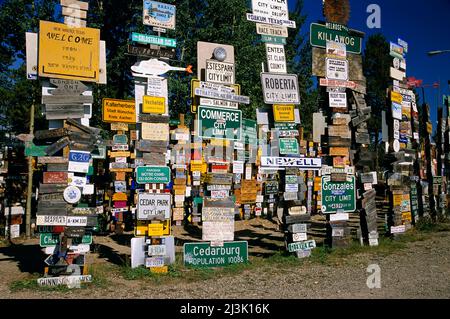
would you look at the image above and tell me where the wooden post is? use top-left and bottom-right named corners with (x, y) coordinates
top-left (25, 98), bottom-right (35, 239)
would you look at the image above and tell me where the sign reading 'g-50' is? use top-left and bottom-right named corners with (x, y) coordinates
top-left (260, 73), bottom-right (300, 105)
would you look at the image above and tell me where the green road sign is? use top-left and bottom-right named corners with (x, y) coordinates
top-left (184, 241), bottom-right (248, 268)
top-left (242, 119), bottom-right (257, 145)
top-left (131, 32), bottom-right (177, 48)
top-left (310, 23), bottom-right (362, 54)
top-left (40, 233), bottom-right (92, 247)
top-left (136, 166), bottom-right (171, 184)
top-left (198, 106), bottom-right (242, 141)
top-left (260, 35), bottom-right (286, 45)
top-left (25, 142), bottom-right (47, 157)
top-left (279, 138), bottom-right (299, 155)
top-left (321, 175), bottom-right (356, 213)
top-left (113, 134), bottom-right (128, 145)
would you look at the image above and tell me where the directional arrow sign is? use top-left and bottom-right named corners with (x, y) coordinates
top-left (49, 79), bottom-right (89, 95)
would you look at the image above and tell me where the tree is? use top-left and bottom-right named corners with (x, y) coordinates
top-left (363, 33), bottom-right (391, 144)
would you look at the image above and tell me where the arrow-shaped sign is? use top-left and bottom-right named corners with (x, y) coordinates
top-left (49, 79), bottom-right (89, 96)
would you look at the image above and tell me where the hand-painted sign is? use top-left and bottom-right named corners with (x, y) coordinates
top-left (136, 166), bottom-right (171, 184)
top-left (321, 175), bottom-right (356, 213)
top-left (143, 1), bottom-right (176, 30)
top-left (131, 32), bottom-right (176, 47)
top-left (102, 98), bottom-right (136, 123)
top-left (138, 193), bottom-right (171, 220)
top-left (184, 241), bottom-right (248, 267)
top-left (256, 23), bottom-right (288, 37)
top-left (38, 21), bottom-right (100, 82)
top-left (260, 73), bottom-right (300, 104)
top-left (261, 157), bottom-right (321, 170)
top-left (198, 106), bottom-right (242, 141)
top-left (310, 23), bottom-right (362, 54)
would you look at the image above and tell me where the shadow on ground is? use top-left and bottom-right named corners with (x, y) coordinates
top-left (0, 244), bottom-right (46, 274)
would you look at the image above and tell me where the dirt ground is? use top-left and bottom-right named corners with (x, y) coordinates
top-left (0, 219), bottom-right (449, 299)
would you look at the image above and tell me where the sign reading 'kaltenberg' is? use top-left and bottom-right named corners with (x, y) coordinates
top-left (260, 73), bottom-right (300, 105)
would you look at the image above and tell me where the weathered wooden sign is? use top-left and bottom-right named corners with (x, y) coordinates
top-left (43, 172), bottom-right (68, 184)
top-left (127, 44), bottom-right (176, 59)
top-left (45, 137), bottom-right (70, 156)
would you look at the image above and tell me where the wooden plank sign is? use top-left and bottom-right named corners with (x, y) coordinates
top-left (43, 172), bottom-right (68, 184)
top-left (328, 125), bottom-right (351, 138)
top-left (329, 147), bottom-right (350, 157)
top-left (45, 104), bottom-right (85, 120)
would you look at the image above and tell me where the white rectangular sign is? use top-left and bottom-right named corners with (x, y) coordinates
top-left (266, 43), bottom-right (287, 73)
top-left (202, 221), bottom-right (234, 242)
top-left (211, 190), bottom-right (229, 199)
top-left (292, 232), bottom-right (307, 242)
top-left (36, 215), bottom-right (67, 226)
top-left (148, 245), bottom-right (167, 256)
top-left (329, 92), bottom-right (347, 108)
top-left (200, 98), bottom-right (238, 109)
top-left (205, 60), bottom-right (235, 85)
top-left (326, 58), bottom-right (348, 81)
top-left (261, 157), bottom-right (322, 170)
top-left (137, 193), bottom-right (171, 220)
top-left (284, 192), bottom-right (298, 201)
top-left (252, 0), bottom-right (289, 20)
top-left (145, 257), bottom-right (165, 268)
top-left (260, 73), bottom-right (300, 104)
top-left (67, 216), bottom-right (88, 227)
top-left (285, 184), bottom-right (299, 192)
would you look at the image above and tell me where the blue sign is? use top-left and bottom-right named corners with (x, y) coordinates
top-left (143, 1), bottom-right (176, 30)
top-left (69, 151), bottom-right (91, 163)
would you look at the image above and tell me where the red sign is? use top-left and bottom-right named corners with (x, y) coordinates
top-left (114, 201), bottom-right (128, 208)
top-left (43, 172), bottom-right (68, 184)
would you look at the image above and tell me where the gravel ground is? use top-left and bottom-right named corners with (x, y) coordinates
top-left (0, 229), bottom-right (449, 299)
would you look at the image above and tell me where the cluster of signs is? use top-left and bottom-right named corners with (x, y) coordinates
top-left (27, 0), bottom-right (107, 287)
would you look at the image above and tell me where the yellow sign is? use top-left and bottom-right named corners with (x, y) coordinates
top-left (150, 266), bottom-right (168, 274)
top-left (102, 98), bottom-right (136, 123)
top-left (162, 219), bottom-right (171, 235)
top-left (135, 226), bottom-right (147, 236)
top-left (273, 105), bottom-right (295, 122)
top-left (148, 223), bottom-right (164, 237)
top-left (393, 194), bottom-right (402, 207)
top-left (112, 192), bottom-right (127, 201)
top-left (391, 91), bottom-right (403, 104)
top-left (38, 20), bottom-right (100, 82)
top-left (143, 96), bottom-right (166, 114)
top-left (190, 160), bottom-right (207, 173)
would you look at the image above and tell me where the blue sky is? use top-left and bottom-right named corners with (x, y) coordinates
top-left (291, 0), bottom-right (450, 125)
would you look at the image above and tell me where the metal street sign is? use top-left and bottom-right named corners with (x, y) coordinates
top-left (321, 175), bottom-right (356, 214)
top-left (197, 106), bottom-right (242, 141)
top-left (40, 233), bottom-right (92, 247)
top-left (310, 23), bottom-right (362, 54)
top-left (266, 43), bottom-right (287, 73)
top-left (131, 32), bottom-right (176, 47)
top-left (102, 98), bottom-right (136, 123)
top-left (260, 73), bottom-right (300, 104)
top-left (127, 44), bottom-right (176, 59)
top-left (261, 157), bottom-right (322, 170)
top-left (184, 241), bottom-right (248, 268)
top-left (205, 60), bottom-right (235, 85)
top-left (288, 240), bottom-right (316, 252)
top-left (279, 138), bottom-right (299, 155)
top-left (260, 35), bottom-right (286, 45)
top-left (137, 193), bottom-right (171, 220)
top-left (256, 23), bottom-right (288, 37)
top-left (194, 88), bottom-right (250, 104)
top-left (136, 166), bottom-right (171, 184)
top-left (246, 13), bottom-right (296, 28)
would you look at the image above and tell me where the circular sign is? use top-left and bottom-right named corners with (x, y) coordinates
top-left (213, 47), bottom-right (227, 62)
top-left (393, 119), bottom-right (400, 131)
top-left (393, 139), bottom-right (400, 152)
top-left (393, 58), bottom-right (400, 70)
top-left (64, 186), bottom-right (82, 204)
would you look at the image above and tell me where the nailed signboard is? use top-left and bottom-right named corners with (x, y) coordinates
top-left (256, 23), bottom-right (288, 37)
top-left (266, 43), bottom-right (286, 73)
top-left (261, 157), bottom-right (322, 170)
top-left (205, 60), bottom-right (235, 85)
top-left (136, 166), bottom-right (171, 184)
top-left (326, 58), bottom-right (348, 81)
top-left (38, 21), bottom-right (100, 82)
top-left (102, 98), bottom-right (136, 123)
top-left (321, 175), bottom-right (356, 214)
top-left (197, 106), bottom-right (242, 141)
top-left (43, 172), bottom-right (68, 184)
top-left (273, 104), bottom-right (295, 122)
top-left (127, 43), bottom-right (176, 59)
top-left (184, 241), bottom-right (248, 267)
top-left (141, 123), bottom-right (169, 141)
top-left (260, 73), bottom-right (300, 105)
top-left (310, 23), bottom-right (362, 54)
top-left (143, 1), bottom-right (176, 30)
top-left (138, 193), bottom-right (171, 220)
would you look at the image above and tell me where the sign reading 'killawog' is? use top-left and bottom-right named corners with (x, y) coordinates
top-left (184, 241), bottom-right (248, 268)
top-left (260, 73), bottom-right (300, 104)
top-left (136, 166), bottom-right (171, 184)
top-left (321, 175), bottom-right (356, 213)
top-left (310, 23), bottom-right (362, 54)
top-left (198, 106), bottom-right (242, 141)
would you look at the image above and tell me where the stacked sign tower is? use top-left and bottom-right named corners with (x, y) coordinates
top-left (27, 0), bottom-right (107, 286)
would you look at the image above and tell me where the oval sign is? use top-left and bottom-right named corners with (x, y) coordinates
top-left (64, 186), bottom-right (82, 204)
